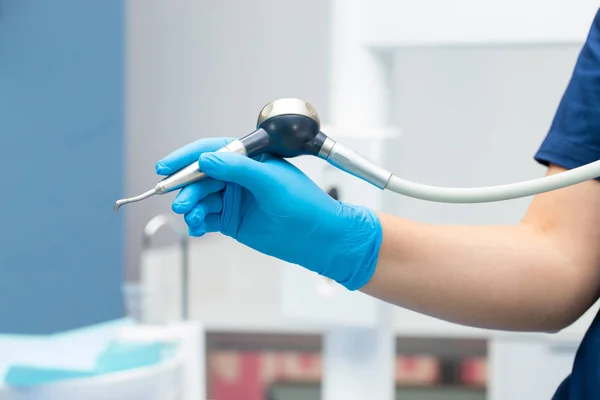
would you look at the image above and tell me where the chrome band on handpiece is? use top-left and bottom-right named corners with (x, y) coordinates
top-left (317, 136), bottom-right (336, 159)
top-left (318, 140), bottom-right (392, 189)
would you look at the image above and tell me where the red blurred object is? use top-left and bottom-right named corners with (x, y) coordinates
top-left (209, 351), bottom-right (263, 400)
top-left (460, 357), bottom-right (487, 386)
top-left (209, 351), bottom-right (322, 400)
top-left (396, 355), bottom-right (440, 385)
top-left (208, 350), bottom-right (457, 399)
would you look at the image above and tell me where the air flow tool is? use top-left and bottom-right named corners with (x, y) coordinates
top-left (114, 97), bottom-right (600, 212)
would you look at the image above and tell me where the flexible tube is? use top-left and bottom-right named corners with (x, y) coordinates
top-left (384, 160), bottom-right (600, 203)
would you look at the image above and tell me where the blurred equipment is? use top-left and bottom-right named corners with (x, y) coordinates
top-left (0, 319), bottom-right (205, 400)
top-left (141, 214), bottom-right (190, 322)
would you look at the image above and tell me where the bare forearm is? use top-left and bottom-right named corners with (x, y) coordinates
top-left (362, 213), bottom-right (596, 332)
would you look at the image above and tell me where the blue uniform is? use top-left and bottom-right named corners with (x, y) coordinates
top-left (534, 8), bottom-right (600, 399)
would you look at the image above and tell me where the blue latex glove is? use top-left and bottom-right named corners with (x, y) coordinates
top-left (155, 137), bottom-right (382, 291)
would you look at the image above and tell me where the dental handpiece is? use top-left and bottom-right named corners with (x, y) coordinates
top-left (114, 98), bottom-right (330, 212)
top-left (114, 97), bottom-right (600, 212)
top-left (113, 140), bottom-right (247, 212)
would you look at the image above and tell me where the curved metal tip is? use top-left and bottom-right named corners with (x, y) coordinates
top-left (114, 200), bottom-right (126, 213)
top-left (113, 189), bottom-right (157, 213)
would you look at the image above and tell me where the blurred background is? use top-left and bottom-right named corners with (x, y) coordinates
top-left (1, 1), bottom-right (599, 399)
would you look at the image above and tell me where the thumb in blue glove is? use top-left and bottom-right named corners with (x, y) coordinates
top-left (156, 138), bottom-right (382, 291)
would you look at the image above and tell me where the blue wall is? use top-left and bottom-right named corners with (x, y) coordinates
top-left (0, 1), bottom-right (124, 333)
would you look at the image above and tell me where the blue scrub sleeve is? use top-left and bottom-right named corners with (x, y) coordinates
top-left (535, 8), bottom-right (600, 173)
top-left (536, 8), bottom-right (600, 400)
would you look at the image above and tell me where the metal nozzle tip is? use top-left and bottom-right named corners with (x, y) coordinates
top-left (113, 189), bottom-right (157, 213)
top-left (114, 200), bottom-right (125, 213)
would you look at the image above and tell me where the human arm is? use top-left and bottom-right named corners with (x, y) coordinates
top-left (362, 164), bottom-right (600, 332)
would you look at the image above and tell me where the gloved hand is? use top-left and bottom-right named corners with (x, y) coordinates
top-left (155, 137), bottom-right (383, 291)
